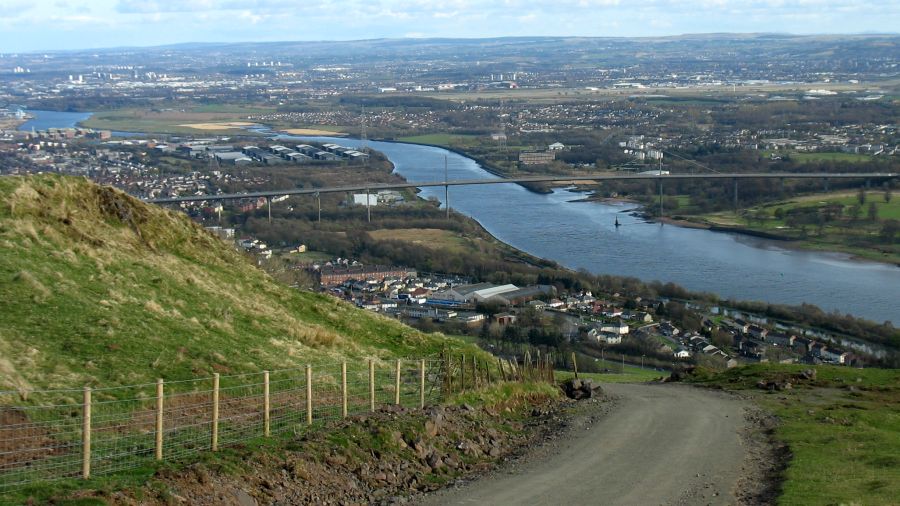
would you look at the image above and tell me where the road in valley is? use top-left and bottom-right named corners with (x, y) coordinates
top-left (417, 383), bottom-right (752, 506)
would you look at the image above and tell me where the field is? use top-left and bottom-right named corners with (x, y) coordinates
top-left (762, 150), bottom-right (874, 164)
top-left (688, 189), bottom-right (900, 264)
top-left (280, 127), bottom-right (347, 136)
top-left (177, 121), bottom-right (258, 130)
top-left (367, 228), bottom-right (473, 254)
top-left (79, 106), bottom-right (276, 135)
top-left (397, 133), bottom-right (481, 147)
top-left (689, 364), bottom-right (900, 505)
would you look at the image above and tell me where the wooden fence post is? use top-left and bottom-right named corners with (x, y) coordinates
top-left (446, 354), bottom-right (453, 393)
top-left (341, 361), bottom-right (348, 418)
top-left (460, 355), bottom-right (465, 390)
top-left (394, 359), bottom-right (402, 405)
top-left (82, 386), bottom-right (91, 480)
top-left (572, 352), bottom-right (579, 379)
top-left (369, 359), bottom-right (375, 412)
top-left (263, 370), bottom-right (270, 437)
top-left (419, 359), bottom-right (426, 409)
top-left (211, 373), bottom-right (219, 451)
top-left (155, 379), bottom-right (164, 461)
top-left (306, 364), bottom-right (313, 426)
top-left (471, 358), bottom-right (478, 389)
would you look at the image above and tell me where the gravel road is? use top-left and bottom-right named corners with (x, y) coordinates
top-left (416, 383), bottom-right (751, 506)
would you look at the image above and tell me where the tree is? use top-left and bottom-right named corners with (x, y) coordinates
top-left (867, 201), bottom-right (878, 222)
top-left (886, 187), bottom-right (893, 203)
top-left (857, 188), bottom-right (867, 205)
top-left (880, 220), bottom-right (899, 243)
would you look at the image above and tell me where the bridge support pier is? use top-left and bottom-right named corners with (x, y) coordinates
top-left (658, 178), bottom-right (664, 220)
top-left (733, 179), bottom-right (739, 215)
top-left (366, 187), bottom-right (371, 223)
top-left (824, 177), bottom-right (829, 193)
top-left (444, 156), bottom-right (450, 220)
top-left (315, 192), bottom-right (321, 223)
top-left (267, 197), bottom-right (272, 223)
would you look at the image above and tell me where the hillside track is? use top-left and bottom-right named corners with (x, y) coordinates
top-left (418, 383), bottom-right (759, 506)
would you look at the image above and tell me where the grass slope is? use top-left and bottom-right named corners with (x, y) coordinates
top-left (0, 175), bottom-right (464, 398)
top-left (689, 364), bottom-right (900, 505)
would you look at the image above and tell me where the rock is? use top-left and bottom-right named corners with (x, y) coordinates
top-left (424, 420), bottom-right (439, 438)
top-left (562, 378), bottom-right (600, 400)
top-left (234, 490), bottom-right (257, 506)
top-left (325, 454), bottom-right (347, 467)
top-left (426, 451), bottom-right (444, 470)
top-left (799, 369), bottom-right (817, 381)
top-left (488, 447), bottom-right (501, 458)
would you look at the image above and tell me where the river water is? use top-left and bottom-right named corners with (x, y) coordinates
top-left (15, 110), bottom-right (898, 323)
top-left (18, 110), bottom-right (93, 131)
top-left (287, 136), bottom-right (900, 324)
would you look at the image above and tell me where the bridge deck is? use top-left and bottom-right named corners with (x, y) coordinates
top-left (145, 172), bottom-right (898, 204)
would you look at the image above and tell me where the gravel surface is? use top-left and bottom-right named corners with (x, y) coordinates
top-left (415, 383), bottom-right (756, 506)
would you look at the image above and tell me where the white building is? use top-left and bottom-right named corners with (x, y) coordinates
top-left (353, 194), bottom-right (378, 206)
top-left (436, 283), bottom-right (519, 303)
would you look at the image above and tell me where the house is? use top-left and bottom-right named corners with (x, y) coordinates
top-left (748, 325), bottom-right (769, 340)
top-left (659, 322), bottom-right (680, 337)
top-left (674, 347), bottom-right (692, 359)
top-left (632, 312), bottom-right (653, 323)
top-left (494, 312), bottom-right (517, 326)
top-left (548, 142), bottom-right (565, 151)
top-left (768, 332), bottom-right (796, 348)
top-left (821, 348), bottom-right (850, 365)
top-left (600, 321), bottom-right (629, 335)
top-left (587, 328), bottom-right (622, 344)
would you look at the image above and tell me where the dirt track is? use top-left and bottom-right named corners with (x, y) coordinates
top-left (417, 383), bottom-right (752, 506)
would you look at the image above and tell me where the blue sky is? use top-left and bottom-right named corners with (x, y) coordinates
top-left (0, 0), bottom-right (897, 52)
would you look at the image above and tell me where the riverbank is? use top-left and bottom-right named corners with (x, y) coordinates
top-left (649, 214), bottom-right (900, 267)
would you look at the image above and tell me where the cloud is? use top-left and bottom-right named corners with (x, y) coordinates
top-left (0, 1), bottom-right (34, 19)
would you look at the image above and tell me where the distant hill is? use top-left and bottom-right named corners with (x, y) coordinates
top-left (0, 175), bottom-right (451, 395)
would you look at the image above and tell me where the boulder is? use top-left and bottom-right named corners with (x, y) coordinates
top-left (562, 378), bottom-right (601, 400)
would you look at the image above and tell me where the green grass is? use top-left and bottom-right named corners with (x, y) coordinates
top-left (397, 133), bottom-right (481, 147)
top-left (451, 381), bottom-right (561, 408)
top-left (790, 152), bottom-right (874, 163)
top-left (557, 364), bottom-right (664, 384)
top-left (0, 175), bottom-right (483, 399)
top-left (689, 364), bottom-right (900, 505)
top-left (79, 109), bottom-right (262, 135)
top-left (693, 189), bottom-right (900, 264)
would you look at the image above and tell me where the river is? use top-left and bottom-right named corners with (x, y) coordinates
top-left (15, 110), bottom-right (899, 323)
top-left (286, 136), bottom-right (900, 324)
top-left (18, 110), bottom-right (93, 132)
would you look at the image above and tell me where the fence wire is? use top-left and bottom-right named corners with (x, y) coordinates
top-left (0, 356), bottom-right (470, 490)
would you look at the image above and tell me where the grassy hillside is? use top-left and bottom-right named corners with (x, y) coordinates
top-left (0, 175), bottom-right (462, 397)
top-left (688, 364), bottom-right (900, 505)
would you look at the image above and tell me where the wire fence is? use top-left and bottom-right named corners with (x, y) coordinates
top-left (0, 351), bottom-right (555, 491)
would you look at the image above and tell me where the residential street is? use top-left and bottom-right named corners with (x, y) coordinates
top-left (417, 383), bottom-right (752, 506)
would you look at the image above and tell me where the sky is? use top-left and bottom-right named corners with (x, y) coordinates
top-left (0, 0), bottom-right (897, 52)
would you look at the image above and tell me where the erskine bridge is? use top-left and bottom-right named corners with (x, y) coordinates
top-left (145, 171), bottom-right (899, 221)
